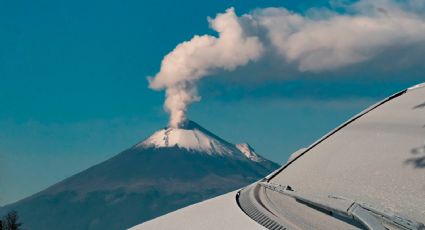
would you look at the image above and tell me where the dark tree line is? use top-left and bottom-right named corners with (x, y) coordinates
top-left (0, 211), bottom-right (22, 230)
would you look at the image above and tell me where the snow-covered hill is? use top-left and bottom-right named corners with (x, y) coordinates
top-left (236, 143), bottom-right (265, 162)
top-left (138, 120), bottom-right (238, 156)
top-left (138, 120), bottom-right (269, 164)
top-left (0, 120), bottom-right (279, 230)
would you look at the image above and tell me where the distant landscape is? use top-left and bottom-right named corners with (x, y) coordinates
top-left (1, 0), bottom-right (425, 229)
top-left (0, 121), bottom-right (279, 230)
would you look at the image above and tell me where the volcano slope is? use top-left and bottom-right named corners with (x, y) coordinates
top-left (1, 120), bottom-right (279, 230)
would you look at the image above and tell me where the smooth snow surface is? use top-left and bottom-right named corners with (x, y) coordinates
top-left (287, 147), bottom-right (307, 162)
top-left (136, 120), bottom-right (270, 161)
top-left (128, 191), bottom-right (265, 230)
top-left (236, 143), bottom-right (264, 162)
top-left (270, 86), bottom-right (425, 223)
top-left (408, 82), bottom-right (425, 90)
top-left (139, 127), bottom-right (236, 156)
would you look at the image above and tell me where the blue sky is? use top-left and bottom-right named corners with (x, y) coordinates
top-left (0, 0), bottom-right (424, 205)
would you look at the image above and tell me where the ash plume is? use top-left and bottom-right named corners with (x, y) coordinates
top-left (149, 0), bottom-right (425, 127)
top-left (149, 8), bottom-right (263, 128)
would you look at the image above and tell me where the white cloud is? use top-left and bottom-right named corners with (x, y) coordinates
top-left (253, 1), bottom-right (425, 71)
top-left (148, 0), bottom-right (425, 127)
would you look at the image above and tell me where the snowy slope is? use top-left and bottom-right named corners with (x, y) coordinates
top-left (138, 120), bottom-right (265, 162)
top-left (0, 120), bottom-right (279, 230)
top-left (236, 143), bottom-right (265, 162)
top-left (139, 128), bottom-right (236, 156)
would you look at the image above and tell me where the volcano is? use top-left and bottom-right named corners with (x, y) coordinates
top-left (0, 120), bottom-right (279, 230)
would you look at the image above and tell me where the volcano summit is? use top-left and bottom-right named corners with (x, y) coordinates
top-left (0, 120), bottom-right (279, 230)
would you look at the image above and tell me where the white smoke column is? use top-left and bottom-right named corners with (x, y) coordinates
top-left (164, 83), bottom-right (199, 129)
top-left (149, 8), bottom-right (263, 127)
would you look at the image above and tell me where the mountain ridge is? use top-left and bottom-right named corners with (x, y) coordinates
top-left (0, 120), bottom-right (280, 230)
top-left (137, 120), bottom-right (251, 158)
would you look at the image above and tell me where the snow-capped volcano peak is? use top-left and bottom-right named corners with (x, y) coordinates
top-left (137, 120), bottom-right (239, 156)
top-left (236, 143), bottom-right (265, 162)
